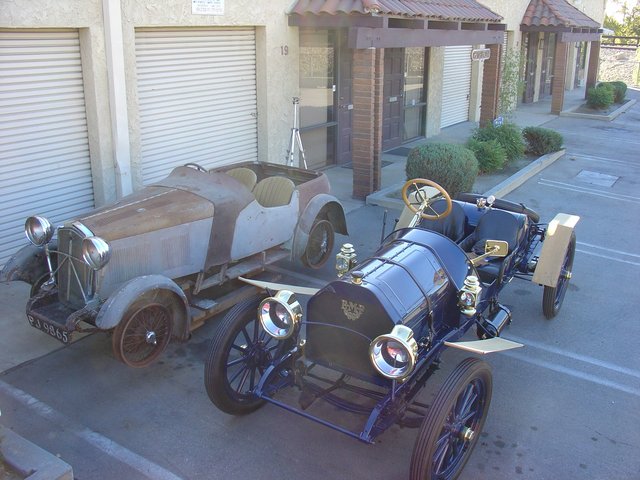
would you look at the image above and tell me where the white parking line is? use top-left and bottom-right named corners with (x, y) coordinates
top-left (500, 350), bottom-right (640, 398)
top-left (506, 335), bottom-right (640, 380)
top-left (0, 380), bottom-right (183, 480)
top-left (577, 241), bottom-right (640, 259)
top-left (538, 179), bottom-right (640, 204)
top-left (576, 249), bottom-right (640, 266)
top-left (568, 153), bottom-right (639, 169)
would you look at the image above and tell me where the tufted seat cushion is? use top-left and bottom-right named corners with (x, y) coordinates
top-left (226, 167), bottom-right (258, 191)
top-left (253, 176), bottom-right (296, 207)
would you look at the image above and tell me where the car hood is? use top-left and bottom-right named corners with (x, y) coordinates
top-left (76, 167), bottom-right (254, 267)
top-left (78, 186), bottom-right (214, 242)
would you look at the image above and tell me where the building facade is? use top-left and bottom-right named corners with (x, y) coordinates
top-left (0, 0), bottom-right (604, 265)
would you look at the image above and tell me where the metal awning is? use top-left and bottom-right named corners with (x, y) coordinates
top-left (288, 0), bottom-right (506, 48)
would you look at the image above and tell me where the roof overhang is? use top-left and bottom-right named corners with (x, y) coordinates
top-left (289, 0), bottom-right (506, 48)
top-left (520, 0), bottom-right (601, 41)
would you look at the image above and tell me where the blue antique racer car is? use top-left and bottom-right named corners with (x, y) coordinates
top-left (203, 178), bottom-right (578, 479)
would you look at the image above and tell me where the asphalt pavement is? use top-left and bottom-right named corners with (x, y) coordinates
top-left (1, 87), bottom-right (639, 479)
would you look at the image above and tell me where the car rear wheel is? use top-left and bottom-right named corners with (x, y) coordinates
top-left (112, 297), bottom-right (174, 368)
top-left (542, 231), bottom-right (576, 319)
top-left (204, 295), bottom-right (281, 415)
top-left (410, 358), bottom-right (492, 480)
top-left (302, 219), bottom-right (335, 269)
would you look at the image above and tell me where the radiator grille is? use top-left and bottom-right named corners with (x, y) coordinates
top-left (57, 227), bottom-right (91, 308)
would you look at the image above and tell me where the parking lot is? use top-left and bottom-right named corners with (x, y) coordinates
top-left (1, 92), bottom-right (639, 479)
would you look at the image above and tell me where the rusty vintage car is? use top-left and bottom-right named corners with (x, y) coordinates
top-left (1, 162), bottom-right (347, 367)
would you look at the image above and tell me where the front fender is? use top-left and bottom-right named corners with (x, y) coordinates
top-left (0, 242), bottom-right (57, 285)
top-left (292, 194), bottom-right (348, 260)
top-left (95, 275), bottom-right (190, 339)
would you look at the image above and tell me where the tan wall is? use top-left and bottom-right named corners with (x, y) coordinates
top-left (1, 0), bottom-right (300, 202)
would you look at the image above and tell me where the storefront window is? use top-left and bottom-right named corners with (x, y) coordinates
top-left (299, 30), bottom-right (336, 167)
top-left (403, 47), bottom-right (426, 141)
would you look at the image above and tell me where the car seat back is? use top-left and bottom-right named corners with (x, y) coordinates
top-left (418, 199), bottom-right (466, 243)
top-left (226, 167), bottom-right (257, 191)
top-left (253, 176), bottom-right (296, 207)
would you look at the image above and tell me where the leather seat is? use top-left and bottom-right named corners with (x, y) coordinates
top-left (460, 209), bottom-right (526, 284)
top-left (253, 176), bottom-right (296, 207)
top-left (226, 167), bottom-right (257, 191)
top-left (418, 199), bottom-right (466, 243)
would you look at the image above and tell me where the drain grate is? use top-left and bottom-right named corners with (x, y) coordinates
top-left (575, 170), bottom-right (619, 187)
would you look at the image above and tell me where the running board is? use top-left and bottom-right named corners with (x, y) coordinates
top-left (239, 276), bottom-right (320, 296)
top-left (444, 337), bottom-right (524, 354)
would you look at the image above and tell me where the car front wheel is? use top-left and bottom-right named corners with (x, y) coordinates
top-left (410, 357), bottom-right (492, 480)
top-left (204, 295), bottom-right (282, 415)
top-left (112, 296), bottom-right (174, 368)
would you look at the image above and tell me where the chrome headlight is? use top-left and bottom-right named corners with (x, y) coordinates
top-left (258, 290), bottom-right (302, 340)
top-left (25, 216), bottom-right (53, 246)
top-left (369, 325), bottom-right (418, 380)
top-left (82, 236), bottom-right (111, 270)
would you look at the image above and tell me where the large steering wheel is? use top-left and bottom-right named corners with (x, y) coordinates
top-left (401, 178), bottom-right (452, 221)
top-left (183, 162), bottom-right (208, 173)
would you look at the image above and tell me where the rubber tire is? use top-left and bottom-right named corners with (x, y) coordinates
top-left (301, 219), bottom-right (335, 269)
top-left (112, 296), bottom-right (174, 368)
top-left (542, 231), bottom-right (576, 319)
top-left (410, 358), bottom-right (493, 480)
top-left (204, 295), bottom-right (275, 415)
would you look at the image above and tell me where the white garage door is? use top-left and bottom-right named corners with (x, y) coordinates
top-left (441, 45), bottom-right (473, 128)
top-left (135, 28), bottom-right (258, 184)
top-left (0, 30), bottom-right (94, 266)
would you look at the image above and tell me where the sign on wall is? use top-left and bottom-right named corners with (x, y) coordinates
top-left (471, 48), bottom-right (491, 61)
top-left (192, 0), bottom-right (224, 15)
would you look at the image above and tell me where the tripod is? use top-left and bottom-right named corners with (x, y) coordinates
top-left (286, 97), bottom-right (308, 169)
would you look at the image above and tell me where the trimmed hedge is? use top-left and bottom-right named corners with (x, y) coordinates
top-left (466, 139), bottom-right (506, 173)
top-left (405, 143), bottom-right (478, 198)
top-left (587, 83), bottom-right (614, 109)
top-left (522, 127), bottom-right (563, 156)
top-left (609, 81), bottom-right (627, 103)
top-left (471, 122), bottom-right (525, 163)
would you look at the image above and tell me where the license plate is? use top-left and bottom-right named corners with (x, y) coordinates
top-left (27, 314), bottom-right (72, 344)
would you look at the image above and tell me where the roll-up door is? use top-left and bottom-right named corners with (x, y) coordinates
top-left (441, 46), bottom-right (472, 128)
top-left (135, 28), bottom-right (258, 184)
top-left (0, 30), bottom-right (94, 266)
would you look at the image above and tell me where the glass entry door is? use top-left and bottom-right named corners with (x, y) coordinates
top-left (403, 47), bottom-right (427, 141)
top-left (299, 30), bottom-right (336, 169)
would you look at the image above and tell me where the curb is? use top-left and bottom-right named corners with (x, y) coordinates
top-left (366, 149), bottom-right (566, 210)
top-left (484, 149), bottom-right (565, 198)
top-left (560, 98), bottom-right (636, 121)
top-left (0, 425), bottom-right (73, 480)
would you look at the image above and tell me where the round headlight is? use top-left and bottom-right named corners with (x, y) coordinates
top-left (369, 325), bottom-right (418, 380)
top-left (82, 236), bottom-right (111, 270)
top-left (25, 216), bottom-right (53, 246)
top-left (258, 290), bottom-right (302, 340)
top-left (459, 291), bottom-right (476, 307)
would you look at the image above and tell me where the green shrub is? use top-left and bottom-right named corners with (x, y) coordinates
top-left (522, 126), bottom-right (563, 156)
top-left (471, 122), bottom-right (525, 163)
top-left (405, 143), bottom-right (478, 198)
top-left (609, 81), bottom-right (627, 103)
top-left (587, 84), bottom-right (614, 109)
top-left (466, 139), bottom-right (506, 173)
